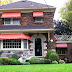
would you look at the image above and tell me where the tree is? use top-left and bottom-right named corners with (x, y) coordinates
top-left (54, 20), bottom-right (72, 35)
top-left (60, 0), bottom-right (72, 30)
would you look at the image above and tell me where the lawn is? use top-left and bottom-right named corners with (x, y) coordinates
top-left (0, 64), bottom-right (72, 72)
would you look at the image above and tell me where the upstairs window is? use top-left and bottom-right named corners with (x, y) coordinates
top-left (33, 11), bottom-right (43, 23)
top-left (4, 18), bottom-right (20, 25)
top-left (35, 17), bottom-right (43, 23)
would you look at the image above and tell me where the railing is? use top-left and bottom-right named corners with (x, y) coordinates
top-left (55, 35), bottom-right (72, 41)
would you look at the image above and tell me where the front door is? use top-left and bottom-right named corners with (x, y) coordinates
top-left (35, 38), bottom-right (42, 56)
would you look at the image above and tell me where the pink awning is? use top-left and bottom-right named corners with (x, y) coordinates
top-left (56, 43), bottom-right (67, 48)
top-left (33, 11), bottom-right (43, 17)
top-left (1, 12), bottom-right (21, 18)
top-left (0, 34), bottom-right (31, 40)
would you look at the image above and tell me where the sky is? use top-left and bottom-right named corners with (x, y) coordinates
top-left (14, 0), bottom-right (68, 20)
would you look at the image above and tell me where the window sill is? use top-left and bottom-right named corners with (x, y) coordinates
top-left (34, 21), bottom-right (44, 23)
top-left (1, 49), bottom-right (29, 50)
top-left (58, 54), bottom-right (66, 55)
top-left (3, 24), bottom-right (21, 26)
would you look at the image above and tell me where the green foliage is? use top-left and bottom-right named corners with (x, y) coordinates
top-left (24, 62), bottom-right (30, 65)
top-left (0, 57), bottom-right (10, 65)
top-left (12, 54), bottom-right (19, 60)
top-left (28, 57), bottom-right (44, 64)
top-left (9, 58), bottom-right (23, 65)
top-left (46, 50), bottom-right (56, 59)
top-left (49, 53), bottom-right (59, 62)
top-left (52, 61), bottom-right (58, 64)
top-left (60, 0), bottom-right (72, 30)
top-left (44, 59), bottom-right (51, 64)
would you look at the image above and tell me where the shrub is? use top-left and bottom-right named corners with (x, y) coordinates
top-left (46, 50), bottom-right (56, 59)
top-left (28, 57), bottom-right (44, 64)
top-left (52, 61), bottom-right (58, 64)
top-left (44, 59), bottom-right (51, 64)
top-left (49, 53), bottom-right (59, 62)
top-left (59, 59), bottom-right (65, 64)
top-left (12, 54), bottom-right (19, 60)
top-left (9, 58), bottom-right (23, 65)
top-left (0, 57), bottom-right (10, 65)
top-left (24, 62), bottom-right (30, 65)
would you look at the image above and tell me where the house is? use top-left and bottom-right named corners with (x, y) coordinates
top-left (0, 0), bottom-right (56, 58)
top-left (55, 35), bottom-right (72, 61)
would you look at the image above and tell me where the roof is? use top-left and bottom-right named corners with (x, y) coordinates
top-left (0, 0), bottom-right (55, 10)
top-left (0, 25), bottom-right (51, 30)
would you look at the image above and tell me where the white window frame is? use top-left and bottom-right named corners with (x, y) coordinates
top-left (35, 17), bottom-right (43, 23)
top-left (23, 39), bottom-right (28, 50)
top-left (1, 39), bottom-right (28, 50)
top-left (57, 48), bottom-right (67, 55)
top-left (4, 18), bottom-right (20, 25)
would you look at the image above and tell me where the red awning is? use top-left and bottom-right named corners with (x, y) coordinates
top-left (1, 12), bottom-right (21, 18)
top-left (33, 11), bottom-right (43, 17)
top-left (56, 43), bottom-right (67, 48)
top-left (0, 34), bottom-right (31, 40)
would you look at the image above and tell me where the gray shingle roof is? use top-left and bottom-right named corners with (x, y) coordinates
top-left (0, 1), bottom-right (55, 9)
top-left (0, 25), bottom-right (50, 30)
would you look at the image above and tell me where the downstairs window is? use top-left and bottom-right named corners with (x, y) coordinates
top-left (56, 48), bottom-right (67, 55)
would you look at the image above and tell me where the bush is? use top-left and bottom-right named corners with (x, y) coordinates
top-left (49, 53), bottom-right (59, 62)
top-left (46, 50), bottom-right (56, 59)
top-left (28, 57), bottom-right (44, 64)
top-left (0, 57), bottom-right (10, 65)
top-left (52, 61), bottom-right (58, 64)
top-left (44, 59), bottom-right (51, 64)
top-left (9, 58), bottom-right (23, 65)
top-left (24, 62), bottom-right (30, 65)
top-left (12, 54), bottom-right (19, 60)
top-left (59, 59), bottom-right (65, 64)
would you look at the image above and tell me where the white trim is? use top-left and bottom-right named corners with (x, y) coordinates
top-left (1, 39), bottom-right (29, 50)
top-left (56, 41), bottom-right (72, 43)
top-left (0, 29), bottom-right (54, 32)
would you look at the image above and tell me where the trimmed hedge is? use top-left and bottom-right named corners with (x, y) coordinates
top-left (28, 57), bottom-right (51, 64)
top-left (49, 53), bottom-right (59, 62)
top-left (46, 50), bottom-right (56, 59)
top-left (12, 54), bottom-right (19, 60)
top-left (0, 57), bottom-right (10, 65)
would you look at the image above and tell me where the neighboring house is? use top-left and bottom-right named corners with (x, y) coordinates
top-left (0, 0), bottom-right (56, 58)
top-left (55, 35), bottom-right (72, 61)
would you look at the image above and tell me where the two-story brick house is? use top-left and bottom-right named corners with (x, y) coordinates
top-left (0, 0), bottom-right (56, 58)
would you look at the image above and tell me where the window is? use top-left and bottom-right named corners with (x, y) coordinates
top-left (5, 18), bottom-right (11, 24)
top-left (3, 39), bottom-right (21, 48)
top-left (35, 17), bottom-right (43, 23)
top-left (13, 18), bottom-right (20, 24)
top-left (4, 18), bottom-right (20, 25)
top-left (56, 48), bottom-right (67, 54)
top-left (24, 39), bottom-right (28, 49)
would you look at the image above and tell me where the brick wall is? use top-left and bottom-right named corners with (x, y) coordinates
top-left (0, 12), bottom-right (54, 29)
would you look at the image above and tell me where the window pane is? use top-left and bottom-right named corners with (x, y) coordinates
top-left (24, 40), bottom-right (27, 49)
top-left (57, 49), bottom-right (61, 54)
top-left (62, 49), bottom-right (66, 54)
top-left (13, 18), bottom-right (19, 24)
top-left (3, 39), bottom-right (21, 48)
top-left (5, 18), bottom-right (11, 24)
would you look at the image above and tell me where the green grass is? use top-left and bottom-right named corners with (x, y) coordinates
top-left (0, 64), bottom-right (72, 72)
